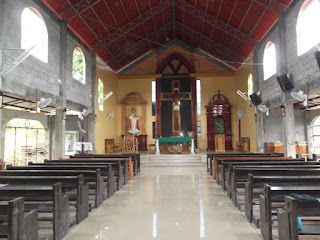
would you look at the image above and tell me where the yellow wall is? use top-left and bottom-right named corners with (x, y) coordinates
top-left (234, 61), bottom-right (257, 152)
top-left (95, 65), bottom-right (118, 154)
top-left (116, 78), bottom-right (155, 146)
top-left (95, 52), bottom-right (257, 152)
top-left (197, 76), bottom-right (237, 150)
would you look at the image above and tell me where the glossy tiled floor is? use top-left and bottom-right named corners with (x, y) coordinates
top-left (64, 165), bottom-right (262, 240)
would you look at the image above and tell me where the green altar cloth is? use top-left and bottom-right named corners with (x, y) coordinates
top-left (157, 137), bottom-right (193, 143)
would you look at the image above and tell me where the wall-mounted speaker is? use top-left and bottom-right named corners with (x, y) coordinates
top-left (276, 74), bottom-right (294, 92)
top-left (250, 91), bottom-right (262, 106)
top-left (315, 51), bottom-right (320, 70)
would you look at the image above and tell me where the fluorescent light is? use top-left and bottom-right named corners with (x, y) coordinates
top-left (103, 91), bottom-right (113, 102)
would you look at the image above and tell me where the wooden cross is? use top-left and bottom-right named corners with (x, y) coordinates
top-left (161, 80), bottom-right (191, 136)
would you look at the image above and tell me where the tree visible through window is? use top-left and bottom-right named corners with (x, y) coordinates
top-left (72, 48), bottom-right (86, 83)
top-left (263, 41), bottom-right (276, 80)
top-left (4, 119), bottom-right (47, 166)
top-left (21, 7), bottom-right (48, 63)
top-left (98, 78), bottom-right (103, 111)
top-left (297, 0), bottom-right (320, 56)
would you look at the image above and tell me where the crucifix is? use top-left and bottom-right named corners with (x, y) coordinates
top-left (162, 80), bottom-right (191, 136)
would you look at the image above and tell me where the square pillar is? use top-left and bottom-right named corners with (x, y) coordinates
top-left (283, 100), bottom-right (296, 157)
top-left (256, 112), bottom-right (265, 153)
top-left (87, 51), bottom-right (96, 151)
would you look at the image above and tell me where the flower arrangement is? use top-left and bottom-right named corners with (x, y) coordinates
top-left (171, 144), bottom-right (180, 154)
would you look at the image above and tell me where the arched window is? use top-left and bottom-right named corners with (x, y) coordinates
top-left (21, 7), bottom-right (48, 63)
top-left (4, 119), bottom-right (47, 166)
top-left (248, 74), bottom-right (253, 100)
top-left (263, 41), bottom-right (276, 80)
top-left (72, 47), bottom-right (86, 84)
top-left (98, 78), bottom-right (104, 111)
top-left (312, 116), bottom-right (320, 154)
top-left (296, 0), bottom-right (320, 56)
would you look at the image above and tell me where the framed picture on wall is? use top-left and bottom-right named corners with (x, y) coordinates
top-left (65, 131), bottom-right (79, 155)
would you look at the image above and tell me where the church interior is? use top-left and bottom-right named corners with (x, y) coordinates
top-left (1, 0), bottom-right (320, 239)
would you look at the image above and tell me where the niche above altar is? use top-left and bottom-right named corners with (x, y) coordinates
top-left (120, 92), bottom-right (148, 151)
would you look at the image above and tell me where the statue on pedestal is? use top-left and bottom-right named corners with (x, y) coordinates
top-left (128, 108), bottom-right (140, 136)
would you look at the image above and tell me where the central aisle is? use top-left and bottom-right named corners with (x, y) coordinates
top-left (64, 165), bottom-right (262, 240)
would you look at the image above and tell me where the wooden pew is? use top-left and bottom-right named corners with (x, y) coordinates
top-left (0, 175), bottom-right (89, 225)
top-left (260, 184), bottom-right (320, 240)
top-left (0, 169), bottom-right (105, 208)
top-left (57, 158), bottom-right (131, 181)
top-left (36, 160), bottom-right (127, 188)
top-left (0, 197), bottom-right (38, 240)
top-left (214, 156), bottom-right (292, 181)
top-left (207, 153), bottom-right (273, 178)
top-left (73, 153), bottom-right (141, 175)
top-left (277, 196), bottom-right (320, 240)
top-left (0, 183), bottom-right (69, 240)
top-left (244, 174), bottom-right (320, 226)
top-left (206, 152), bottom-right (273, 173)
top-left (6, 166), bottom-right (113, 206)
top-left (230, 167), bottom-right (320, 206)
top-left (221, 160), bottom-right (307, 190)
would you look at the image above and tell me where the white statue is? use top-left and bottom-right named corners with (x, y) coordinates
top-left (128, 108), bottom-right (140, 135)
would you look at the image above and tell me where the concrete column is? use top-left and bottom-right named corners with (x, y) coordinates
top-left (283, 99), bottom-right (296, 157)
top-left (256, 112), bottom-right (265, 153)
top-left (0, 49), bottom-right (4, 160)
top-left (53, 21), bottom-right (67, 159)
top-left (87, 51), bottom-right (96, 152)
top-left (48, 115), bottom-right (55, 160)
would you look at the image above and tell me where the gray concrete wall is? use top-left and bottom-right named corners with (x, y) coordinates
top-left (0, 0), bottom-right (93, 108)
top-left (0, 0), bottom-right (96, 159)
top-left (253, 0), bottom-right (320, 155)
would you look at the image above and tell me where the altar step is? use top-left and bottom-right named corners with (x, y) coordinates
top-left (146, 154), bottom-right (202, 167)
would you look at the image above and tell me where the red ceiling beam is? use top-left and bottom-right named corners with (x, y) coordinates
top-left (93, 0), bottom-right (171, 49)
top-left (174, 0), bottom-right (258, 44)
top-left (236, 0), bottom-right (276, 52)
top-left (176, 21), bottom-right (244, 61)
top-left (107, 21), bottom-right (173, 66)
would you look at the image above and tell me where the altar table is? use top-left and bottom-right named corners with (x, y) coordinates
top-left (155, 137), bottom-right (195, 154)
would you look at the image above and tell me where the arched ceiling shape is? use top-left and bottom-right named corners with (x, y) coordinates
top-left (40, 0), bottom-right (293, 72)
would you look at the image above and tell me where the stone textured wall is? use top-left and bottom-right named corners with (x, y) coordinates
top-left (253, 0), bottom-right (320, 153)
top-left (0, 0), bottom-right (93, 109)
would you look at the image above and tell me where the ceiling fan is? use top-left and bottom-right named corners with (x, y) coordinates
top-left (79, 108), bottom-right (91, 120)
top-left (291, 90), bottom-right (308, 107)
top-left (237, 111), bottom-right (245, 118)
top-left (258, 104), bottom-right (270, 115)
top-left (36, 97), bottom-right (52, 113)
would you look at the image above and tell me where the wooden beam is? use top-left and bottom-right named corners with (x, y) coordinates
top-left (117, 72), bottom-right (235, 80)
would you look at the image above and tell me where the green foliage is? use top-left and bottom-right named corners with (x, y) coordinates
top-left (72, 48), bottom-right (84, 82)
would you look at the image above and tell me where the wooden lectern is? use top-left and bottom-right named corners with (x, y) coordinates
top-left (215, 134), bottom-right (225, 152)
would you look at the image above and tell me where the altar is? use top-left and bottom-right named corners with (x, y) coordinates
top-left (155, 137), bottom-right (195, 154)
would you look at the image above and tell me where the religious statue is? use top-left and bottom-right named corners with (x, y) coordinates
top-left (128, 108), bottom-right (140, 135)
top-left (170, 97), bottom-right (183, 136)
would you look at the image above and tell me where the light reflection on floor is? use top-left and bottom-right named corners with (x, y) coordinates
top-left (63, 165), bottom-right (262, 240)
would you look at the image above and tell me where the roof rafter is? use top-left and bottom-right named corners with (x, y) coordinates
top-left (176, 21), bottom-right (244, 60)
top-left (93, 0), bottom-right (171, 49)
top-left (107, 21), bottom-right (173, 65)
top-left (174, 0), bottom-right (258, 44)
